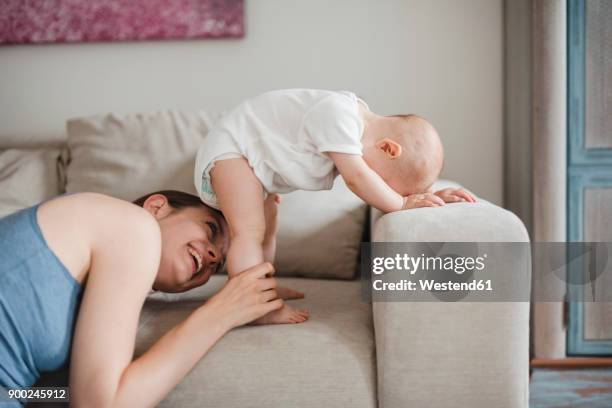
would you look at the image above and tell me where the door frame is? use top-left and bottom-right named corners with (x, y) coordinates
top-left (566, 0), bottom-right (612, 355)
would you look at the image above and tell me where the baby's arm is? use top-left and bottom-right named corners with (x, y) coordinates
top-left (328, 152), bottom-right (444, 212)
top-left (328, 152), bottom-right (403, 212)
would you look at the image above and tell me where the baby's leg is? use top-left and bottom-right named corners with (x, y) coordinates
top-left (211, 158), bottom-right (308, 324)
top-left (211, 158), bottom-right (266, 277)
top-left (263, 193), bottom-right (304, 301)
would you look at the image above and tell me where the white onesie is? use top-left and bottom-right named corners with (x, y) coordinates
top-left (194, 89), bottom-right (367, 209)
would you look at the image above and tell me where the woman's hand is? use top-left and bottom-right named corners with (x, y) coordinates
top-left (205, 262), bottom-right (283, 330)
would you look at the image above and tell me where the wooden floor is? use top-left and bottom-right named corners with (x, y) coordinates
top-left (530, 368), bottom-right (612, 407)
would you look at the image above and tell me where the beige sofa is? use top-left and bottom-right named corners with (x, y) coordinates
top-left (0, 110), bottom-right (530, 407)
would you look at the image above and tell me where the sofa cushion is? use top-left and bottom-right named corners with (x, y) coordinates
top-left (0, 148), bottom-right (62, 218)
top-left (64, 111), bottom-right (367, 279)
top-left (137, 276), bottom-right (376, 408)
top-left (65, 110), bottom-right (214, 200)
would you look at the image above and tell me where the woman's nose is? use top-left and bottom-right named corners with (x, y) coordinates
top-left (205, 245), bottom-right (220, 263)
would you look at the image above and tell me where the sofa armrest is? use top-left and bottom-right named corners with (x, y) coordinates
top-left (370, 201), bottom-right (530, 408)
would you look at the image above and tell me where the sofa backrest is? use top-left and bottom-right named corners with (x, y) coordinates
top-left (0, 110), bottom-right (368, 280)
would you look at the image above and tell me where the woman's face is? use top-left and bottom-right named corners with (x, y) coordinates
top-left (143, 195), bottom-right (229, 293)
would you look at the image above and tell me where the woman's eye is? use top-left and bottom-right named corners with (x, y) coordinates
top-left (206, 222), bottom-right (218, 238)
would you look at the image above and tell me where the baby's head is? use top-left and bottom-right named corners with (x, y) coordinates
top-left (362, 114), bottom-right (443, 196)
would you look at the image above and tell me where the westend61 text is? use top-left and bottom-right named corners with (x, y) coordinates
top-left (372, 279), bottom-right (493, 292)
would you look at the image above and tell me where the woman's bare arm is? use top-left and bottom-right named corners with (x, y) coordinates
top-left (40, 194), bottom-right (281, 408)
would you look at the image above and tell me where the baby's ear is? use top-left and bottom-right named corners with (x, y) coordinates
top-left (375, 138), bottom-right (403, 159)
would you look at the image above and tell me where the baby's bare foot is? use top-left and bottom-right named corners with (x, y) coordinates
top-left (277, 286), bottom-right (305, 300)
top-left (253, 304), bottom-right (309, 325)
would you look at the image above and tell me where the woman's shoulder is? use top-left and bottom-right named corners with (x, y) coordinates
top-left (38, 193), bottom-right (161, 283)
top-left (45, 192), bottom-right (160, 238)
top-left (41, 190), bottom-right (159, 225)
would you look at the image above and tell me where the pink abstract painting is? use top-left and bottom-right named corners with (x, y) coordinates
top-left (0, 0), bottom-right (244, 44)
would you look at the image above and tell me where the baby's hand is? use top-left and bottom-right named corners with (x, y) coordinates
top-left (434, 188), bottom-right (477, 203)
top-left (402, 193), bottom-right (446, 209)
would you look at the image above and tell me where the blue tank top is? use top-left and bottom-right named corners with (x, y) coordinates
top-left (0, 204), bottom-right (83, 392)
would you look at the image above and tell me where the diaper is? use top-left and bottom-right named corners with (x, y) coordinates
top-left (198, 152), bottom-right (243, 210)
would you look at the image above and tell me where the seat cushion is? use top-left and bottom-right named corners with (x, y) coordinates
top-left (136, 276), bottom-right (376, 408)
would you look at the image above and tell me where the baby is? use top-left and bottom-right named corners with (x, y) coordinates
top-left (194, 89), bottom-right (475, 324)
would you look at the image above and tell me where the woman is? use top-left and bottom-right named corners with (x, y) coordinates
top-left (0, 191), bottom-right (282, 407)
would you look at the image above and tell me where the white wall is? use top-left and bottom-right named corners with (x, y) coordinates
top-left (0, 0), bottom-right (503, 204)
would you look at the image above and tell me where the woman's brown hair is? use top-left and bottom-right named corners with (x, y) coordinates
top-left (133, 190), bottom-right (222, 218)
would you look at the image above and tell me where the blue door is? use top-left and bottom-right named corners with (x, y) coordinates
top-left (567, 0), bottom-right (612, 355)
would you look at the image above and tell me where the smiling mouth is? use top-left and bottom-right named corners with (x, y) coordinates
top-left (188, 246), bottom-right (203, 275)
